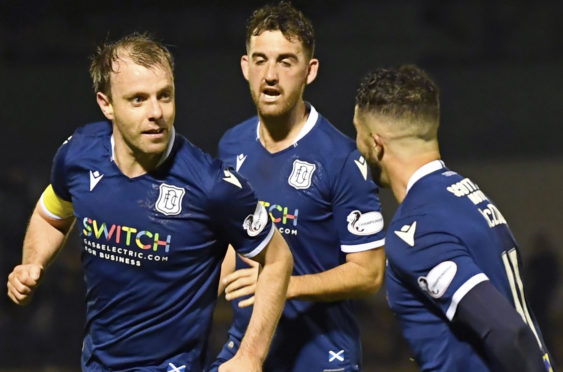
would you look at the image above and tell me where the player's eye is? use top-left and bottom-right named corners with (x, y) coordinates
top-left (130, 95), bottom-right (145, 105)
top-left (159, 91), bottom-right (173, 102)
top-left (280, 59), bottom-right (292, 67)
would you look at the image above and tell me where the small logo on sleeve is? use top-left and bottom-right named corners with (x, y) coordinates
top-left (89, 170), bottom-right (104, 191)
top-left (288, 159), bottom-right (316, 190)
top-left (223, 169), bottom-right (242, 189)
top-left (394, 221), bottom-right (417, 247)
top-left (243, 202), bottom-right (269, 237)
top-left (346, 210), bottom-right (384, 235)
top-left (236, 154), bottom-right (247, 172)
top-left (417, 261), bottom-right (457, 299)
top-left (155, 183), bottom-right (185, 216)
top-left (354, 156), bottom-right (368, 181)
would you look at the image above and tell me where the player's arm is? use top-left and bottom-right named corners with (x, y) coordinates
top-left (223, 248), bottom-right (384, 304)
top-left (287, 247), bottom-right (385, 301)
top-left (455, 281), bottom-right (547, 371)
top-left (218, 245), bottom-right (237, 295)
top-left (7, 185), bottom-right (75, 305)
top-left (220, 229), bottom-right (293, 372)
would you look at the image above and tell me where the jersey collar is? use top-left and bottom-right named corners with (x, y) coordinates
top-left (255, 103), bottom-right (319, 144)
top-left (406, 160), bottom-right (446, 195)
top-left (110, 126), bottom-right (176, 168)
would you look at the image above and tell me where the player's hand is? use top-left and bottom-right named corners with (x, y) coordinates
top-left (218, 353), bottom-right (262, 372)
top-left (7, 264), bottom-right (44, 306)
top-left (223, 255), bottom-right (261, 307)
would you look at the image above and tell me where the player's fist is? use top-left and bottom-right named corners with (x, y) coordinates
top-left (7, 264), bottom-right (44, 305)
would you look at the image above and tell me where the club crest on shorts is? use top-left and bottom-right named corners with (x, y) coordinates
top-left (288, 159), bottom-right (316, 190)
top-left (156, 183), bottom-right (185, 216)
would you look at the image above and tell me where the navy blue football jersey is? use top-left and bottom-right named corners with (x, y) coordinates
top-left (385, 160), bottom-right (552, 371)
top-left (49, 121), bottom-right (274, 371)
top-left (217, 105), bottom-right (385, 371)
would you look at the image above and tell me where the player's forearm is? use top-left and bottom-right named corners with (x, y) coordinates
top-left (237, 237), bottom-right (293, 363)
top-left (287, 259), bottom-right (383, 301)
top-left (22, 204), bottom-right (73, 267)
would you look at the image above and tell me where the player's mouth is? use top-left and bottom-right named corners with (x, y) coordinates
top-left (261, 87), bottom-right (281, 102)
top-left (142, 128), bottom-right (166, 139)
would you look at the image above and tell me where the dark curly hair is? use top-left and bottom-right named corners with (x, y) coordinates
top-left (246, 1), bottom-right (315, 59)
top-left (89, 32), bottom-right (174, 99)
top-left (355, 65), bottom-right (440, 130)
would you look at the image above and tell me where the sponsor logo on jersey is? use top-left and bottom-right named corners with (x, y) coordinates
top-left (89, 170), bottom-right (104, 191)
top-left (354, 156), bottom-right (368, 181)
top-left (243, 202), bottom-right (269, 237)
top-left (417, 261), bottom-right (457, 299)
top-left (156, 183), bottom-right (185, 215)
top-left (260, 200), bottom-right (299, 236)
top-left (394, 221), bottom-right (416, 247)
top-left (236, 153), bottom-right (247, 172)
top-left (346, 210), bottom-right (384, 235)
top-left (288, 159), bottom-right (316, 190)
top-left (82, 217), bottom-right (172, 252)
top-left (223, 169), bottom-right (242, 188)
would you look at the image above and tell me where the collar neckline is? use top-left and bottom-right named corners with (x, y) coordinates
top-left (406, 159), bottom-right (446, 195)
top-left (255, 102), bottom-right (318, 144)
top-left (110, 126), bottom-right (175, 168)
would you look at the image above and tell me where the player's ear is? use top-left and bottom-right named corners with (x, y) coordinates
top-left (241, 55), bottom-right (250, 82)
top-left (373, 134), bottom-right (384, 160)
top-left (305, 58), bottom-right (319, 85)
top-left (96, 92), bottom-right (114, 121)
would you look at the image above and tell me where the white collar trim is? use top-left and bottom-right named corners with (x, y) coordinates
top-left (255, 103), bottom-right (318, 144)
top-left (406, 160), bottom-right (445, 195)
top-left (110, 126), bottom-right (175, 168)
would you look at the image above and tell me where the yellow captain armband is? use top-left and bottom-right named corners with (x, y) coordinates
top-left (40, 184), bottom-right (74, 219)
top-left (543, 353), bottom-right (553, 372)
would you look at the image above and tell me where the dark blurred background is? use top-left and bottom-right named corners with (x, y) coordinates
top-left (1, 1), bottom-right (561, 371)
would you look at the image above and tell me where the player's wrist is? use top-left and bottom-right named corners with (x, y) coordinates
top-left (286, 275), bottom-right (298, 299)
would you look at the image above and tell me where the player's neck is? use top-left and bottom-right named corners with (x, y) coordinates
top-left (113, 141), bottom-right (163, 178)
top-left (258, 101), bottom-right (308, 153)
top-left (389, 151), bottom-right (441, 203)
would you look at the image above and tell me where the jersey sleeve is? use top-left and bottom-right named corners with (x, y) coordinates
top-left (332, 150), bottom-right (385, 253)
top-left (208, 164), bottom-right (275, 258)
top-left (40, 135), bottom-right (75, 218)
top-left (50, 135), bottom-right (74, 202)
top-left (387, 215), bottom-right (489, 321)
top-left (217, 129), bottom-right (236, 168)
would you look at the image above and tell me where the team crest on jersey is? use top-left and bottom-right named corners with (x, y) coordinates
top-left (417, 261), bottom-right (457, 299)
top-left (155, 183), bottom-right (185, 216)
top-left (243, 202), bottom-right (269, 237)
top-left (346, 210), bottom-right (384, 235)
top-left (288, 159), bottom-right (316, 190)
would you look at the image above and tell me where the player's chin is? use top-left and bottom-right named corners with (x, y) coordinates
top-left (257, 103), bottom-right (289, 119)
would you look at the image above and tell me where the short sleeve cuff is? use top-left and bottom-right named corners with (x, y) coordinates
top-left (341, 238), bottom-right (385, 253)
top-left (446, 273), bottom-right (489, 321)
top-left (242, 223), bottom-right (276, 258)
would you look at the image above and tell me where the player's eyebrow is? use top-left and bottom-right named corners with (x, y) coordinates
top-left (250, 52), bottom-right (299, 61)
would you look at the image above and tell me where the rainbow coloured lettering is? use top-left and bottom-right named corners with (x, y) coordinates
top-left (82, 217), bottom-right (171, 252)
